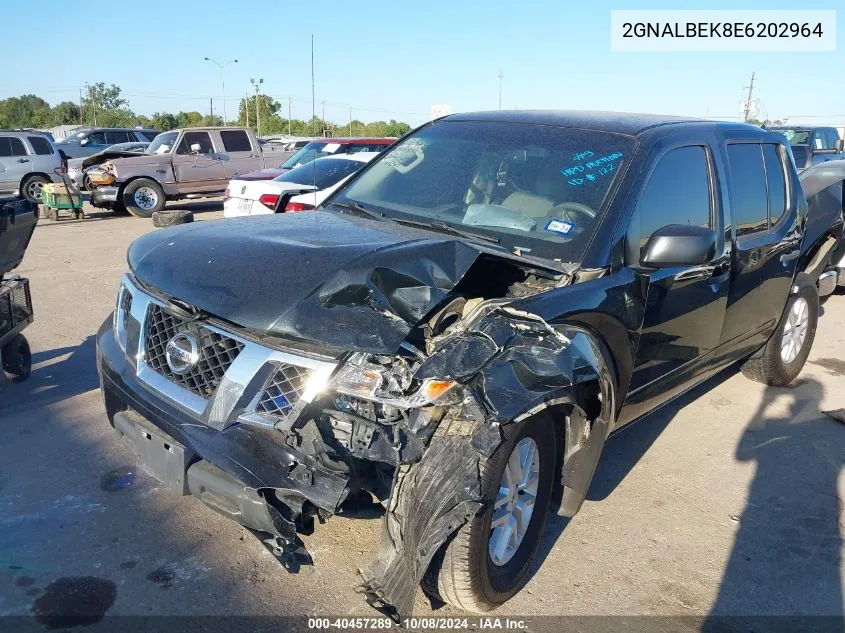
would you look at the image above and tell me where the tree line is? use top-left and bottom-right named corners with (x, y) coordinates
top-left (0, 83), bottom-right (413, 138)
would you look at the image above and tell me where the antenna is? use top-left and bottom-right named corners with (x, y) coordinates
top-left (497, 72), bottom-right (504, 110)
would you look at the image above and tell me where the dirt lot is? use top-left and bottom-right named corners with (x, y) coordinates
top-left (1, 201), bottom-right (844, 627)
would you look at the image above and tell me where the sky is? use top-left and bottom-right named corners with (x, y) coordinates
top-left (2, 0), bottom-right (842, 126)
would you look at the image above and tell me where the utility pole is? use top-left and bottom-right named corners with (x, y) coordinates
top-left (743, 71), bottom-right (756, 122)
top-left (90, 84), bottom-right (98, 126)
top-left (321, 100), bottom-right (326, 136)
top-left (288, 96), bottom-right (292, 137)
top-left (497, 72), bottom-right (503, 110)
top-left (311, 35), bottom-right (316, 136)
top-left (250, 78), bottom-right (263, 138)
top-left (349, 106), bottom-right (353, 136)
top-left (204, 57), bottom-right (238, 125)
top-left (245, 92), bottom-right (250, 127)
top-left (209, 97), bottom-right (214, 121)
top-left (78, 88), bottom-right (83, 125)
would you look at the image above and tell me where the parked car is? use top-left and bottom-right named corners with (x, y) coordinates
top-left (223, 153), bottom-right (378, 217)
top-left (236, 137), bottom-right (395, 181)
top-left (0, 131), bottom-right (66, 202)
top-left (86, 127), bottom-right (287, 217)
top-left (96, 111), bottom-right (844, 620)
top-left (55, 128), bottom-right (159, 159)
top-left (67, 142), bottom-right (149, 190)
top-left (769, 126), bottom-right (845, 172)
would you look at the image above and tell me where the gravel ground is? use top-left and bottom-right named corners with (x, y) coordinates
top-left (1, 201), bottom-right (843, 629)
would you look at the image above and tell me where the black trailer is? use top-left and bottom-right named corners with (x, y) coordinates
top-left (0, 197), bottom-right (37, 381)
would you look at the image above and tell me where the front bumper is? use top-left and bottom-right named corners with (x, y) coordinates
top-left (90, 186), bottom-right (119, 207)
top-left (96, 317), bottom-right (349, 519)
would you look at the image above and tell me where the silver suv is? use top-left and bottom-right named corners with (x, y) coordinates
top-left (56, 128), bottom-right (159, 159)
top-left (0, 131), bottom-right (65, 202)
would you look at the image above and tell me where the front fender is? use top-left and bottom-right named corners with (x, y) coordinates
top-left (417, 307), bottom-right (617, 518)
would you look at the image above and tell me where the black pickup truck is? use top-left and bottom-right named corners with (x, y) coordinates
top-left (96, 111), bottom-right (844, 619)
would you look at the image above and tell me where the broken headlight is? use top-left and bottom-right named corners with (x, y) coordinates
top-left (331, 353), bottom-right (459, 409)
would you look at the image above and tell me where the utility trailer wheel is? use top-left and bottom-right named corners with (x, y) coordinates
top-left (2, 334), bottom-right (32, 382)
top-left (424, 414), bottom-right (557, 613)
top-left (152, 210), bottom-right (194, 228)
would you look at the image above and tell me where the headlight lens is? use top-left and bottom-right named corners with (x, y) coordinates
top-left (113, 275), bottom-right (133, 353)
top-left (331, 353), bottom-right (458, 408)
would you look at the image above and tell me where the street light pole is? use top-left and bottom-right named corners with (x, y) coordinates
top-left (250, 78), bottom-right (264, 138)
top-left (204, 57), bottom-right (238, 125)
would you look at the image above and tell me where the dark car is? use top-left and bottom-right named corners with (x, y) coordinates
top-left (236, 137), bottom-right (395, 180)
top-left (96, 111), bottom-right (843, 620)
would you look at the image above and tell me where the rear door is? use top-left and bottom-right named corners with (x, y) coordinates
top-left (623, 143), bottom-right (730, 405)
top-left (0, 136), bottom-right (32, 193)
top-left (718, 141), bottom-right (801, 356)
top-left (171, 131), bottom-right (227, 191)
top-left (219, 130), bottom-right (259, 178)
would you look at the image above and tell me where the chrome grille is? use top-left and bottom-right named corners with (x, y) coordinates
top-left (144, 304), bottom-right (244, 398)
top-left (256, 363), bottom-right (313, 416)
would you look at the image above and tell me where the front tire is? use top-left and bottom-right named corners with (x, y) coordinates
top-left (20, 175), bottom-right (49, 203)
top-left (426, 414), bottom-right (557, 613)
top-left (741, 275), bottom-right (818, 386)
top-left (123, 179), bottom-right (165, 218)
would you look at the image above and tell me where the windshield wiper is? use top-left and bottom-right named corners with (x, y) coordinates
top-left (329, 201), bottom-right (395, 223)
top-left (393, 218), bottom-right (500, 243)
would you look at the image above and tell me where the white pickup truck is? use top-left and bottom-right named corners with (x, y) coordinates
top-left (88, 127), bottom-right (285, 217)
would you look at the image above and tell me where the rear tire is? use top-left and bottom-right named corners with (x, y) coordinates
top-left (741, 275), bottom-right (818, 386)
top-left (424, 414), bottom-right (556, 613)
top-left (2, 334), bottom-right (32, 382)
top-left (123, 178), bottom-right (165, 218)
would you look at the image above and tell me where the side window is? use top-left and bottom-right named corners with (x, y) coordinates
top-left (27, 136), bottom-right (54, 155)
top-left (825, 129), bottom-right (840, 149)
top-left (105, 131), bottom-right (131, 144)
top-left (219, 130), bottom-right (252, 152)
top-left (812, 130), bottom-right (831, 150)
top-left (627, 145), bottom-right (711, 264)
top-left (176, 132), bottom-right (214, 155)
top-left (138, 131), bottom-right (159, 142)
top-left (727, 144), bottom-right (768, 237)
top-left (0, 137), bottom-right (29, 157)
top-left (86, 132), bottom-right (107, 145)
top-left (763, 144), bottom-right (786, 226)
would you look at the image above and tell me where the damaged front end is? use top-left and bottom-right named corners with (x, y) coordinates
top-left (99, 218), bottom-right (617, 620)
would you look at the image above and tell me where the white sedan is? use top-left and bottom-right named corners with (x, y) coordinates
top-left (223, 152), bottom-right (378, 218)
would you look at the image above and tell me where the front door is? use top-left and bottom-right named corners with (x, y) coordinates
top-left (619, 144), bottom-right (730, 424)
top-left (171, 131), bottom-right (227, 191)
top-left (719, 142), bottom-right (800, 355)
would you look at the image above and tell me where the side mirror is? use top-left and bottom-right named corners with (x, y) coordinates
top-left (190, 143), bottom-right (202, 154)
top-left (641, 224), bottom-right (716, 268)
top-left (835, 139), bottom-right (845, 152)
top-left (79, 138), bottom-right (89, 146)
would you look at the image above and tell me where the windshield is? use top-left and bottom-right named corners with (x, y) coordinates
top-left (333, 120), bottom-right (634, 262)
top-left (147, 131), bottom-right (179, 154)
top-left (58, 131), bottom-right (88, 144)
top-left (274, 157), bottom-right (366, 189)
top-left (773, 129), bottom-right (811, 145)
top-left (280, 141), bottom-right (345, 169)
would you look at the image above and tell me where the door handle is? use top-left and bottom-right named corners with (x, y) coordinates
top-left (780, 250), bottom-right (800, 266)
top-left (18, 158), bottom-right (29, 163)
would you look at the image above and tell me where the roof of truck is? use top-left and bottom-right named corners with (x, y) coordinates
top-left (443, 110), bottom-right (760, 136)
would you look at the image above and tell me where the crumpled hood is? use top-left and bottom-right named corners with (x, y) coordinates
top-left (128, 211), bottom-right (501, 353)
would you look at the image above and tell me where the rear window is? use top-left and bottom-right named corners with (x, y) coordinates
top-left (27, 136), bottom-right (54, 155)
top-left (138, 131), bottom-right (160, 142)
top-left (276, 158), bottom-right (365, 190)
top-left (727, 144), bottom-right (769, 237)
top-left (763, 144), bottom-right (786, 225)
top-left (220, 130), bottom-right (252, 152)
top-left (280, 141), bottom-right (345, 169)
